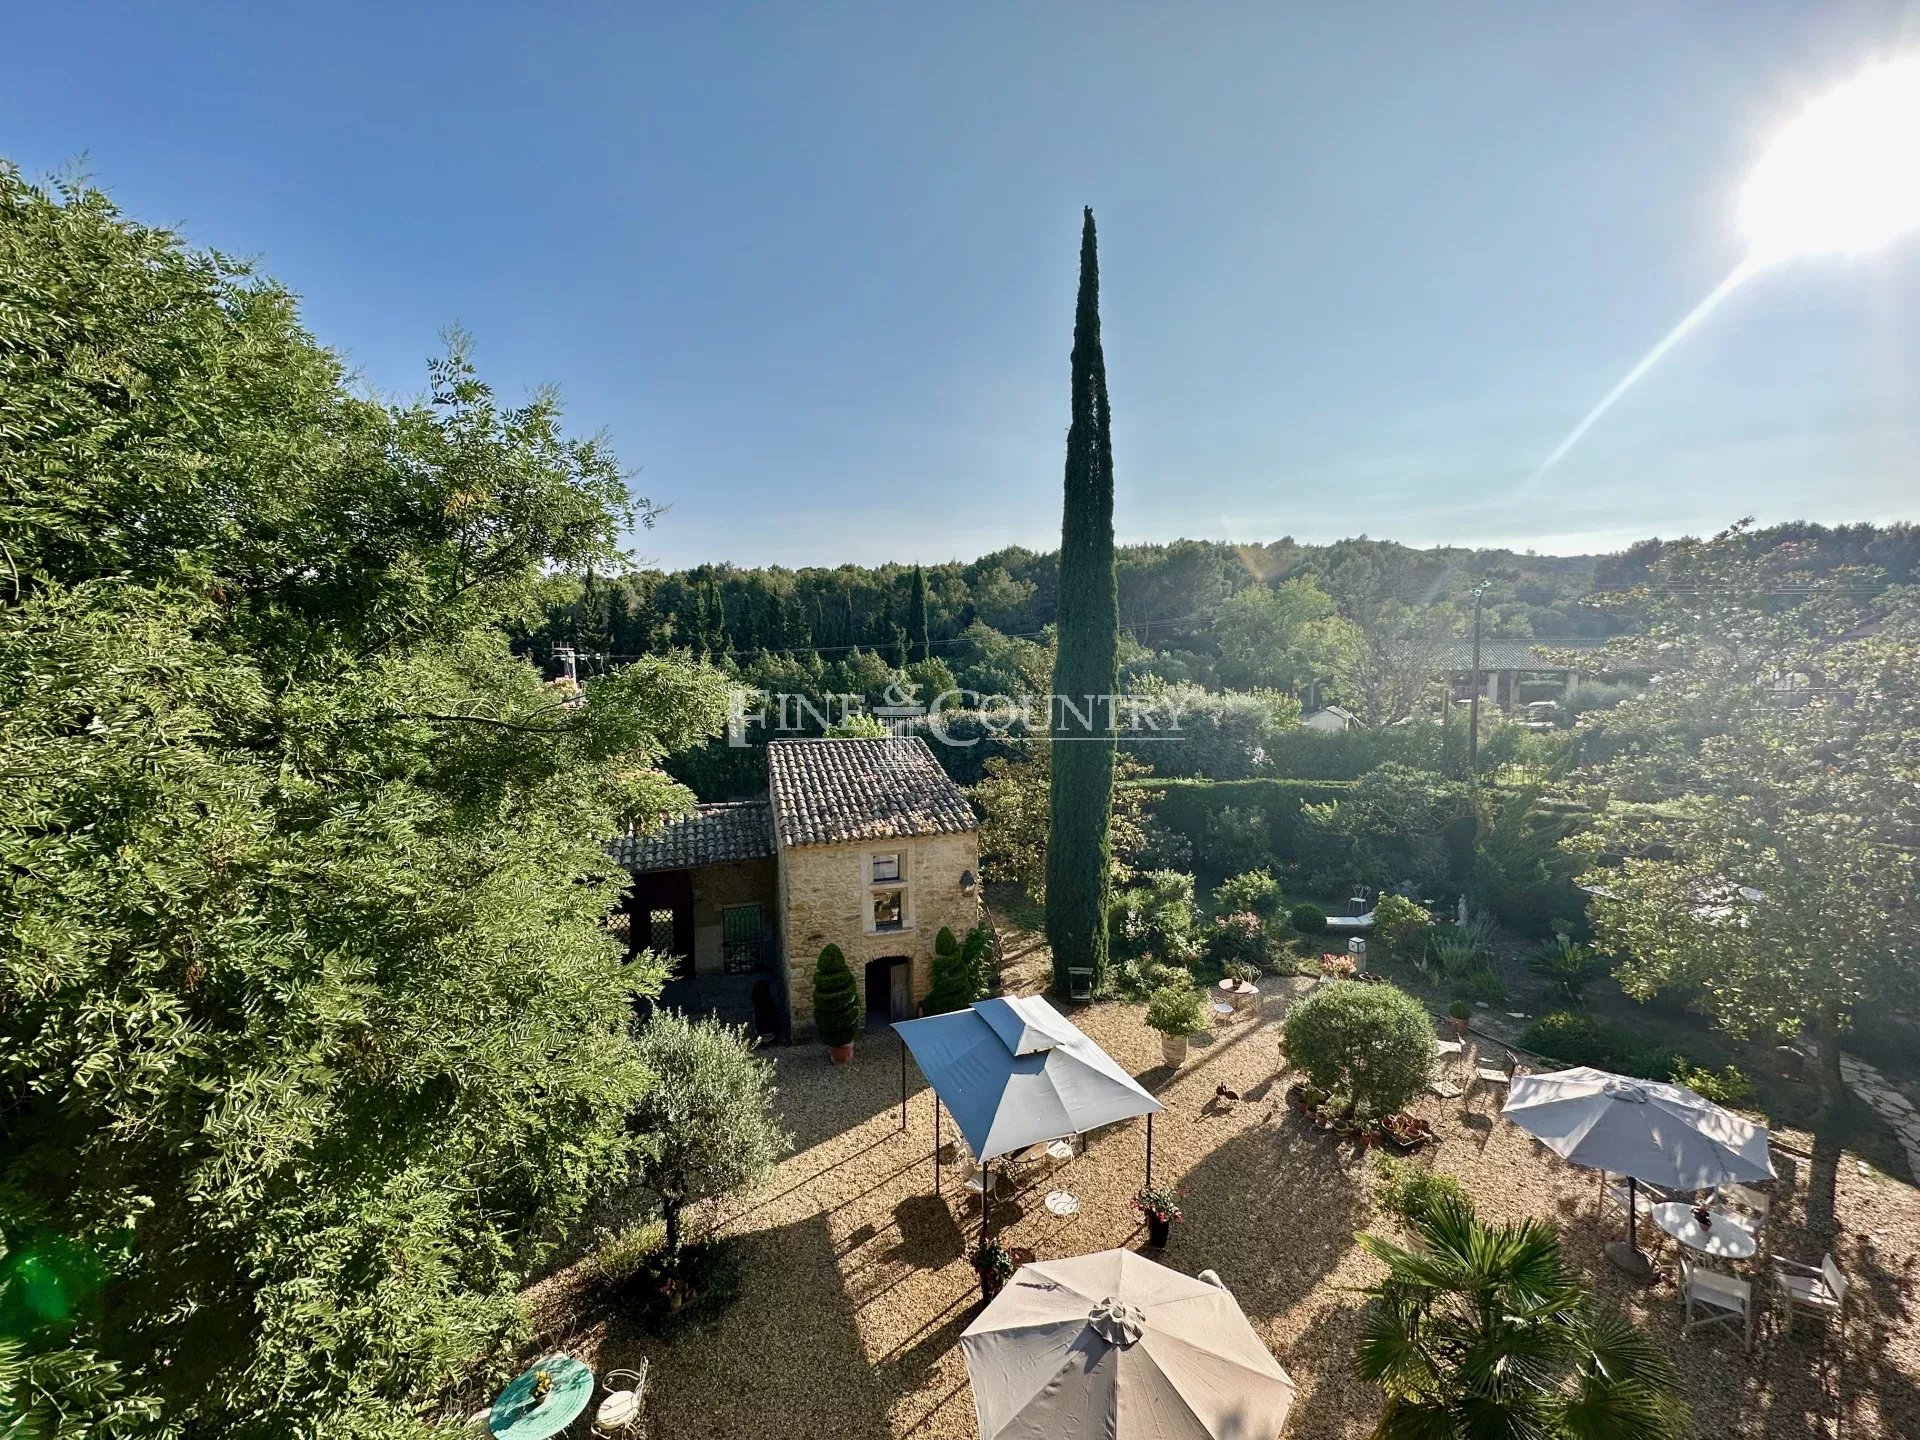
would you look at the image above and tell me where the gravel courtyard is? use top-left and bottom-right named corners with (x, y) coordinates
top-left (538, 972), bottom-right (1920, 1439)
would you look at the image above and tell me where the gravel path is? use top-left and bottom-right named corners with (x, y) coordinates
top-left (535, 976), bottom-right (1920, 1439)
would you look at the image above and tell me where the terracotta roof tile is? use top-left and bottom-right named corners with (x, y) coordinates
top-left (766, 737), bottom-right (978, 849)
top-left (609, 801), bottom-right (775, 873)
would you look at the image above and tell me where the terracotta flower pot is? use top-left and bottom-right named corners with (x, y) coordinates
top-left (1450, 1016), bottom-right (1469, 1037)
top-left (828, 1042), bottom-right (854, 1065)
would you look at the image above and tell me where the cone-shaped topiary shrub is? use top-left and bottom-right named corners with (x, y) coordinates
top-left (811, 944), bottom-right (862, 1049)
top-left (922, 927), bottom-right (979, 1016)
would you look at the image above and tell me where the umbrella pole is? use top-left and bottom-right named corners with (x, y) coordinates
top-left (934, 1098), bottom-right (941, 1195)
top-left (1604, 1174), bottom-right (1653, 1280)
top-left (1145, 1113), bottom-right (1154, 1189)
top-left (899, 1035), bottom-right (907, 1132)
top-left (980, 1166), bottom-right (989, 1248)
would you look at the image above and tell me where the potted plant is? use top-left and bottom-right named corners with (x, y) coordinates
top-left (529, 1368), bottom-right (552, 1403)
top-left (971, 1238), bottom-right (1016, 1301)
top-left (1132, 1183), bottom-right (1182, 1248)
top-left (1319, 952), bottom-right (1356, 982)
top-left (811, 944), bottom-right (862, 1064)
top-left (1448, 1001), bottom-right (1471, 1038)
top-left (1145, 979), bottom-right (1206, 1067)
top-left (1381, 1113), bottom-right (1435, 1153)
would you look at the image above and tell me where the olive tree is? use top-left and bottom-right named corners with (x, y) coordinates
top-left (627, 1014), bottom-right (790, 1261)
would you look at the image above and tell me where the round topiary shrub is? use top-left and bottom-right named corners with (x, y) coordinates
top-left (1290, 903), bottom-right (1328, 935)
top-left (1282, 980), bottom-right (1433, 1119)
top-left (810, 944), bottom-right (862, 1049)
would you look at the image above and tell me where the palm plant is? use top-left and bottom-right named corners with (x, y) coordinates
top-left (1355, 1196), bottom-right (1686, 1440)
top-left (1526, 935), bottom-right (1610, 1006)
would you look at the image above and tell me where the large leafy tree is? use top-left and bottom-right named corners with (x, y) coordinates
top-left (1045, 208), bottom-right (1121, 993)
top-left (1356, 1196), bottom-right (1687, 1439)
top-left (0, 166), bottom-right (727, 1437)
top-left (975, 739), bottom-right (1154, 906)
top-left (1570, 523), bottom-right (1919, 1107)
top-left (1213, 576), bottom-right (1356, 698)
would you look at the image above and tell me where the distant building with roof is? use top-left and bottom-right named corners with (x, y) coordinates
top-left (1300, 705), bottom-right (1362, 733)
top-left (611, 737), bottom-right (980, 1041)
top-left (1429, 637), bottom-right (1617, 711)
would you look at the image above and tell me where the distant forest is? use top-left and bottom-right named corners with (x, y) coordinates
top-left (516, 521), bottom-right (1920, 683)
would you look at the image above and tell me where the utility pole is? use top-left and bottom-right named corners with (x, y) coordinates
top-left (1467, 584), bottom-right (1486, 783)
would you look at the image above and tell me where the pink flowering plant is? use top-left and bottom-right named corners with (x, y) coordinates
top-left (1132, 1182), bottom-right (1183, 1225)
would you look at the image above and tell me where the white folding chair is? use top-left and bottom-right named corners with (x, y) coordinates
top-left (592, 1362), bottom-right (648, 1436)
top-left (1680, 1256), bottom-right (1752, 1349)
top-left (1773, 1253), bottom-right (1849, 1334)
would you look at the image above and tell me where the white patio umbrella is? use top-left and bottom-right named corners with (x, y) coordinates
top-left (960, 1249), bottom-right (1296, 1440)
top-left (1502, 1066), bottom-right (1773, 1275)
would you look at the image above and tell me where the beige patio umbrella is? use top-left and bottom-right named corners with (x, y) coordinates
top-left (960, 1249), bottom-right (1296, 1440)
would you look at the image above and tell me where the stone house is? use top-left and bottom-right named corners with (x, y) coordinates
top-left (610, 737), bottom-right (981, 1040)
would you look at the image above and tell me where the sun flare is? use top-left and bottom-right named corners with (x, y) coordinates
top-left (1738, 54), bottom-right (1920, 265)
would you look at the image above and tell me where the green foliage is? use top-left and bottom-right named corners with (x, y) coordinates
top-left (1371, 1155), bottom-right (1469, 1226)
top-left (1109, 871), bottom-right (1199, 969)
top-left (1046, 209), bottom-right (1121, 995)
top-left (1518, 1012), bottom-right (1682, 1082)
top-left (1127, 777), bottom-right (1353, 873)
top-left (1117, 686), bottom-right (1302, 780)
top-left (822, 712), bottom-right (890, 738)
top-left (1204, 912), bottom-right (1268, 970)
top-left (1300, 765), bottom-right (1472, 894)
top-left (960, 920), bottom-right (996, 997)
top-left (1355, 1196), bottom-right (1687, 1438)
top-left (1214, 577), bottom-right (1354, 692)
top-left (1213, 868), bottom-right (1283, 918)
top-left (1674, 1063), bottom-right (1754, 1105)
top-left (1473, 786), bottom-right (1586, 939)
top-left (1527, 935), bottom-right (1610, 1005)
top-left (0, 167), bottom-right (731, 1438)
top-left (1370, 894), bottom-right (1433, 965)
top-left (922, 926), bottom-right (982, 1015)
top-left (809, 945), bottom-right (862, 1048)
top-left (1289, 903), bottom-right (1328, 934)
top-left (1201, 805), bottom-right (1273, 871)
top-left (1282, 982), bottom-right (1434, 1119)
top-left (1572, 520), bottom-right (1920, 1104)
top-left (975, 740), bottom-right (1154, 905)
top-left (626, 1014), bottom-right (787, 1258)
top-left (1144, 978), bottom-right (1207, 1037)
top-left (1448, 1001), bottom-right (1472, 1021)
top-left (1459, 970), bottom-right (1509, 1007)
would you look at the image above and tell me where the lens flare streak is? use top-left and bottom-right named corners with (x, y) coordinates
top-left (1529, 256), bottom-right (1760, 484)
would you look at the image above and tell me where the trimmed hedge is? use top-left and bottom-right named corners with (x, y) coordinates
top-left (1124, 777), bottom-right (1353, 871)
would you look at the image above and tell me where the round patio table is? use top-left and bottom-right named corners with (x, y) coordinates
top-left (488, 1354), bottom-right (595, 1440)
top-left (1650, 1202), bottom-right (1757, 1260)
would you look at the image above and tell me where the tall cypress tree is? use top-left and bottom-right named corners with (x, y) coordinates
top-left (909, 563), bottom-right (931, 663)
top-left (1044, 208), bottom-right (1120, 994)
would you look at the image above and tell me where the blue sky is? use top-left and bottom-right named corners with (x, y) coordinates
top-left (9, 2), bottom-right (1919, 568)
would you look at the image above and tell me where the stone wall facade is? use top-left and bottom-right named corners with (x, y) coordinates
top-left (780, 830), bottom-right (980, 1039)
